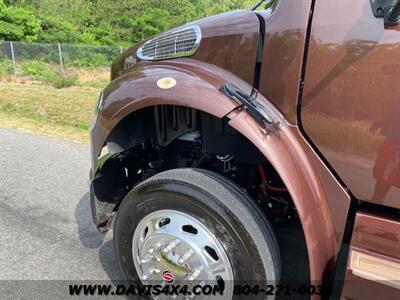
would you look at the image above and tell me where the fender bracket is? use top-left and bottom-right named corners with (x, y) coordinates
top-left (370, 0), bottom-right (400, 26)
top-left (219, 83), bottom-right (280, 133)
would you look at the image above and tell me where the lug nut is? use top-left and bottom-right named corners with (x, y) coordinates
top-left (141, 268), bottom-right (160, 280)
top-left (139, 254), bottom-right (153, 264)
top-left (188, 266), bottom-right (203, 281)
top-left (141, 273), bottom-right (151, 280)
top-left (178, 249), bottom-right (194, 264)
top-left (162, 239), bottom-right (181, 253)
top-left (147, 242), bottom-right (163, 255)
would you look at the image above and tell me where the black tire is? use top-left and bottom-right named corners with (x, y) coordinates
top-left (114, 168), bottom-right (281, 298)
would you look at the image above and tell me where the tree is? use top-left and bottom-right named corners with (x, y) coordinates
top-left (132, 8), bottom-right (172, 43)
top-left (0, 0), bottom-right (41, 41)
top-left (37, 16), bottom-right (80, 44)
top-left (0, 0), bottom-right (269, 45)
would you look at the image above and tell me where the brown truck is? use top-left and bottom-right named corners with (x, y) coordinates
top-left (89, 1), bottom-right (400, 299)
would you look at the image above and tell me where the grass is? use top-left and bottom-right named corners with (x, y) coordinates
top-left (0, 81), bottom-right (100, 143)
top-left (0, 111), bottom-right (90, 143)
top-left (77, 68), bottom-right (110, 88)
top-left (0, 59), bottom-right (110, 89)
top-left (0, 61), bottom-right (109, 143)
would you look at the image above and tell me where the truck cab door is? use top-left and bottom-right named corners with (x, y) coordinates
top-left (301, 0), bottom-right (400, 209)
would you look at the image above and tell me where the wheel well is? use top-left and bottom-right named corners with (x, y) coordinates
top-left (105, 105), bottom-right (310, 284)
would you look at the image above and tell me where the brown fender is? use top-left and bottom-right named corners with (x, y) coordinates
top-left (90, 58), bottom-right (351, 295)
top-left (90, 58), bottom-right (251, 168)
top-left (228, 103), bottom-right (351, 293)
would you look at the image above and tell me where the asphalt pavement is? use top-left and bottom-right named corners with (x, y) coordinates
top-left (0, 128), bottom-right (123, 298)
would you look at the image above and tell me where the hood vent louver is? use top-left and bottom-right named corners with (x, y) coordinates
top-left (137, 25), bottom-right (201, 61)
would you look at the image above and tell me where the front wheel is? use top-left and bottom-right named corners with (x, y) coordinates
top-left (114, 169), bottom-right (281, 299)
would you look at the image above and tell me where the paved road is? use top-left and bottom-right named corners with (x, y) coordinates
top-left (0, 128), bottom-right (122, 298)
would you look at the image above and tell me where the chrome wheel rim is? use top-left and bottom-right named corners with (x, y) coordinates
top-left (132, 210), bottom-right (234, 299)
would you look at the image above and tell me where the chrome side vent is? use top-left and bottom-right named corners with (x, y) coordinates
top-left (137, 25), bottom-right (201, 61)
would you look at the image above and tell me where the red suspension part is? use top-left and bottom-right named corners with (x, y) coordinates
top-left (258, 164), bottom-right (289, 194)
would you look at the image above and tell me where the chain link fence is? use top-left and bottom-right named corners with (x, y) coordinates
top-left (0, 41), bottom-right (126, 76)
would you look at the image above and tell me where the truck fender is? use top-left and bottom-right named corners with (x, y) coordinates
top-left (90, 59), bottom-right (351, 291)
top-left (90, 59), bottom-right (248, 166)
top-left (228, 103), bottom-right (351, 291)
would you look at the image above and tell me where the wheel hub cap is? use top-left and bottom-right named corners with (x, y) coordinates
top-left (132, 210), bottom-right (233, 299)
